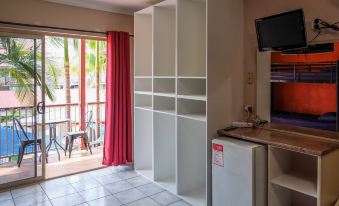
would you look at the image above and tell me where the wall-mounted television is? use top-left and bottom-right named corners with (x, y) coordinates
top-left (255, 9), bottom-right (307, 52)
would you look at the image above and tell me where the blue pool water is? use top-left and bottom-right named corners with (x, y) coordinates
top-left (0, 126), bottom-right (41, 157)
top-left (1, 127), bottom-right (27, 157)
top-left (1, 124), bottom-right (105, 158)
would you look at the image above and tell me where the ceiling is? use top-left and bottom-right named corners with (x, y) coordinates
top-left (44, 0), bottom-right (163, 15)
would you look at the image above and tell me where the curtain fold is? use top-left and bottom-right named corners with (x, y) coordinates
top-left (103, 31), bottom-right (132, 166)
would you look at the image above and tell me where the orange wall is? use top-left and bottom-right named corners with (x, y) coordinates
top-left (271, 43), bottom-right (338, 116)
top-left (271, 43), bottom-right (339, 63)
top-left (272, 83), bottom-right (336, 115)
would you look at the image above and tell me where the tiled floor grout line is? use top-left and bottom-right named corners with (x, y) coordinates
top-left (3, 168), bottom-right (190, 206)
top-left (9, 189), bottom-right (17, 206)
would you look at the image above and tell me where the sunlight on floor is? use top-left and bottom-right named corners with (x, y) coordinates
top-left (0, 146), bottom-right (104, 184)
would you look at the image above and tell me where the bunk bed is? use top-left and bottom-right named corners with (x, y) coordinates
top-left (270, 61), bottom-right (339, 131)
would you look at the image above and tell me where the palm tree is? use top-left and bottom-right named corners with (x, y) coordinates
top-left (47, 36), bottom-right (77, 131)
top-left (0, 37), bottom-right (57, 103)
top-left (64, 38), bottom-right (71, 131)
top-left (86, 40), bottom-right (106, 138)
top-left (95, 41), bottom-right (102, 138)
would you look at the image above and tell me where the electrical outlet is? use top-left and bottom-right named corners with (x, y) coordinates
top-left (312, 19), bottom-right (320, 30)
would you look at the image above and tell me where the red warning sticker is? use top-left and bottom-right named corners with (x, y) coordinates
top-left (212, 143), bottom-right (224, 167)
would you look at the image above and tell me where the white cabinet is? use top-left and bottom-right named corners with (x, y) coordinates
top-left (134, 0), bottom-right (244, 205)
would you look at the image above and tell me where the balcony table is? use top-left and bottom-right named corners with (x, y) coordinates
top-left (38, 119), bottom-right (70, 162)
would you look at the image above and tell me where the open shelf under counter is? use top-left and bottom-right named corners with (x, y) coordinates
top-left (177, 95), bottom-right (206, 101)
top-left (178, 187), bottom-right (206, 206)
top-left (270, 173), bottom-right (317, 198)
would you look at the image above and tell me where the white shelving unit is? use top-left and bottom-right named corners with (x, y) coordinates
top-left (134, 6), bottom-right (154, 180)
top-left (134, 0), bottom-right (244, 205)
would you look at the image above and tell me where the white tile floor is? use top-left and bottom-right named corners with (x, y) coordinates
top-left (0, 167), bottom-right (192, 206)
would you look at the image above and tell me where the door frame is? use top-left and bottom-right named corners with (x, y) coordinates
top-left (0, 30), bottom-right (46, 190)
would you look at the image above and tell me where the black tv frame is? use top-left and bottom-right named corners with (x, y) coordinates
top-left (255, 9), bottom-right (308, 52)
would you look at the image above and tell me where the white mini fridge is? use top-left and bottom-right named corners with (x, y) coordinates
top-left (212, 137), bottom-right (267, 206)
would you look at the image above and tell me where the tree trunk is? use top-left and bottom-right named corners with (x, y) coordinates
top-left (95, 41), bottom-right (101, 139)
top-left (64, 38), bottom-right (71, 131)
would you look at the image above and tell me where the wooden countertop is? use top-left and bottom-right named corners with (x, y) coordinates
top-left (217, 126), bottom-right (339, 156)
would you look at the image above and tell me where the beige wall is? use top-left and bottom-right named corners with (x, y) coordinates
top-left (0, 0), bottom-right (133, 34)
top-left (244, 0), bottom-right (339, 110)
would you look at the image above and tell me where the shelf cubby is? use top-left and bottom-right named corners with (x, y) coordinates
top-left (177, 117), bottom-right (207, 206)
top-left (177, 78), bottom-right (206, 100)
top-left (153, 95), bottom-right (175, 114)
top-left (153, 4), bottom-right (176, 77)
top-left (153, 112), bottom-right (176, 193)
top-left (135, 93), bottom-right (152, 110)
top-left (270, 185), bottom-right (317, 206)
top-left (135, 9), bottom-right (153, 76)
top-left (154, 78), bottom-right (175, 96)
top-left (177, 98), bottom-right (206, 121)
top-left (268, 146), bottom-right (318, 206)
top-left (135, 77), bottom-right (152, 92)
top-left (134, 108), bottom-right (153, 180)
top-left (177, 0), bottom-right (206, 77)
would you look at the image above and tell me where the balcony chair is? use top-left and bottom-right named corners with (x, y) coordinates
top-left (13, 118), bottom-right (43, 168)
top-left (91, 123), bottom-right (105, 146)
top-left (64, 111), bottom-right (93, 158)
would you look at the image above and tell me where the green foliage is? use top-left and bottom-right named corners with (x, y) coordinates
top-left (0, 109), bottom-right (21, 123)
top-left (0, 37), bottom-right (57, 102)
top-left (85, 40), bottom-right (106, 87)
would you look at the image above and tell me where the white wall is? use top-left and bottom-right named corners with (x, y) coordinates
top-left (0, 0), bottom-right (133, 34)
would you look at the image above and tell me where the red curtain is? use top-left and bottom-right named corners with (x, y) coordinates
top-left (103, 31), bottom-right (132, 166)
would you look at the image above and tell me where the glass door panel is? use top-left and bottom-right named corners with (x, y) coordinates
top-left (0, 33), bottom-right (45, 186)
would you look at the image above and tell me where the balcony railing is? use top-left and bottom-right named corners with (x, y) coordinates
top-left (0, 102), bottom-right (105, 164)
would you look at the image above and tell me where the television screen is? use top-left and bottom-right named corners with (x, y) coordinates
top-left (255, 9), bottom-right (307, 51)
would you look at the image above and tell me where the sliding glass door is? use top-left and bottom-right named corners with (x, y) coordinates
top-left (0, 32), bottom-right (45, 188)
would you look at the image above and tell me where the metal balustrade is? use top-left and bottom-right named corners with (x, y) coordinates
top-left (0, 102), bottom-right (105, 164)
